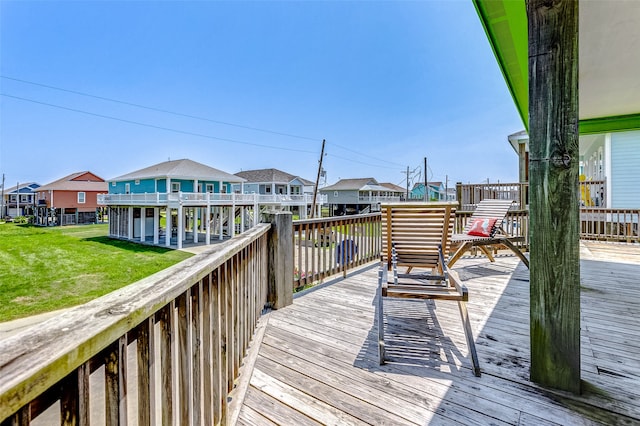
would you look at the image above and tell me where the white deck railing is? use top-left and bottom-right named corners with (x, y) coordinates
top-left (98, 192), bottom-right (327, 207)
top-left (357, 195), bottom-right (402, 203)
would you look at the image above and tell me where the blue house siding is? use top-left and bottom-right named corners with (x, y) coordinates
top-left (173, 179), bottom-right (194, 192)
top-left (132, 179), bottom-right (156, 194)
top-left (108, 178), bottom-right (232, 194)
top-left (611, 131), bottom-right (640, 209)
top-left (157, 179), bottom-right (167, 193)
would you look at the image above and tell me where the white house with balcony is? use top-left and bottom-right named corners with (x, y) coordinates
top-left (320, 177), bottom-right (404, 216)
top-left (99, 159), bottom-right (256, 249)
top-left (232, 168), bottom-right (322, 218)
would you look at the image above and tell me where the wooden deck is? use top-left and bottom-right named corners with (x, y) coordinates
top-left (231, 242), bottom-right (640, 425)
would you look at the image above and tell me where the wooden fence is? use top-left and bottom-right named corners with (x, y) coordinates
top-left (293, 213), bottom-right (382, 290)
top-left (0, 224), bottom-right (273, 425)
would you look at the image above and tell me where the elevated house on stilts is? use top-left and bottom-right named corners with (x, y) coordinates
top-left (99, 159), bottom-right (251, 249)
top-left (99, 159), bottom-right (327, 249)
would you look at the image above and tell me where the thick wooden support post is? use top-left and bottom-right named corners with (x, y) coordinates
top-left (527, 0), bottom-right (581, 393)
top-left (265, 212), bottom-right (293, 309)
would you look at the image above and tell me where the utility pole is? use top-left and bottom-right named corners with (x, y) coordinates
top-left (424, 157), bottom-right (428, 201)
top-left (404, 166), bottom-right (410, 200)
top-left (0, 174), bottom-right (4, 217)
top-left (445, 175), bottom-right (449, 200)
top-left (310, 139), bottom-right (325, 218)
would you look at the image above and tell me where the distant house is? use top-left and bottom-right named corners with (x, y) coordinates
top-left (320, 178), bottom-right (403, 216)
top-left (36, 172), bottom-right (108, 226)
top-left (509, 129), bottom-right (640, 208)
top-left (1, 182), bottom-right (40, 218)
top-left (233, 168), bottom-right (321, 218)
top-left (409, 182), bottom-right (447, 201)
top-left (99, 159), bottom-right (246, 249)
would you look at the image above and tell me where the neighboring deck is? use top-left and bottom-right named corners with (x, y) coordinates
top-left (233, 242), bottom-right (640, 425)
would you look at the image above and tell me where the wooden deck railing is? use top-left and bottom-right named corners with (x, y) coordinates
top-left (456, 182), bottom-right (529, 211)
top-left (0, 224), bottom-right (274, 425)
top-left (456, 207), bottom-right (640, 247)
top-left (293, 213), bottom-right (382, 290)
top-left (581, 208), bottom-right (639, 243)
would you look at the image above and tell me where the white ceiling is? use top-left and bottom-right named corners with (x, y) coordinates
top-left (580, 1), bottom-right (640, 119)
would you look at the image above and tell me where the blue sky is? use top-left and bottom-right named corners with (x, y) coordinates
top-left (1, 1), bottom-right (524, 190)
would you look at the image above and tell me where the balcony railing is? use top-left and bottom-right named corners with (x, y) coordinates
top-left (98, 192), bottom-right (327, 207)
top-left (357, 195), bottom-right (402, 203)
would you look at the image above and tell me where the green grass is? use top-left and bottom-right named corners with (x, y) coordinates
top-left (0, 223), bottom-right (193, 322)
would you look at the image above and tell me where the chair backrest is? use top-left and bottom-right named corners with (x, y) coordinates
top-left (381, 202), bottom-right (456, 268)
top-left (462, 199), bottom-right (515, 236)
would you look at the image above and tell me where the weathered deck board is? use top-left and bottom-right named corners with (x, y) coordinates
top-left (235, 242), bottom-right (640, 425)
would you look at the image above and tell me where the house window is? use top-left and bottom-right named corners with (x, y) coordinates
top-left (265, 186), bottom-right (271, 194)
top-left (111, 182), bottom-right (116, 187)
top-left (171, 182), bottom-right (180, 193)
top-left (334, 191), bottom-right (338, 197)
top-left (78, 192), bottom-right (86, 204)
top-left (135, 179), bottom-right (140, 185)
top-left (206, 184), bottom-right (214, 193)
top-left (125, 183), bottom-right (131, 194)
top-left (10, 195), bottom-right (16, 202)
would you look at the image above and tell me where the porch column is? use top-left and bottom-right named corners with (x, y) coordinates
top-left (230, 206), bottom-right (236, 236)
top-left (165, 208), bottom-right (171, 247)
top-left (206, 204), bottom-right (211, 245)
top-left (140, 207), bottom-right (146, 243)
top-left (218, 207), bottom-right (224, 240)
top-left (127, 207), bottom-right (133, 240)
top-left (240, 206), bottom-right (245, 233)
top-left (177, 204), bottom-right (183, 249)
top-left (194, 208), bottom-right (199, 243)
top-left (153, 207), bottom-right (159, 244)
top-left (182, 208), bottom-right (187, 243)
top-left (253, 203), bottom-right (259, 226)
top-left (528, 0), bottom-right (580, 393)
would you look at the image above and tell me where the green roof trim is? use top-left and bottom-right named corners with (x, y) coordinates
top-left (579, 114), bottom-right (640, 135)
top-left (473, 0), bottom-right (528, 130)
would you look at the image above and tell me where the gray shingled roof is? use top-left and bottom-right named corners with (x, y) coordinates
top-left (379, 182), bottom-right (406, 193)
top-left (234, 168), bottom-right (313, 186)
top-left (110, 159), bottom-right (245, 183)
top-left (38, 172), bottom-right (108, 192)
top-left (320, 178), bottom-right (378, 191)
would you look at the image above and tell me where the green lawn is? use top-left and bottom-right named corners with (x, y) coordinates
top-left (0, 223), bottom-right (193, 322)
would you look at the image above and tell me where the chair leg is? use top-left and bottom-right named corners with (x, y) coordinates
top-left (478, 245), bottom-right (496, 262)
top-left (448, 242), bottom-right (472, 267)
top-left (502, 238), bottom-right (530, 269)
top-left (458, 300), bottom-right (481, 377)
top-left (377, 266), bottom-right (386, 365)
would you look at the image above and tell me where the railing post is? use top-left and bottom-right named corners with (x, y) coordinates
top-left (456, 182), bottom-right (462, 210)
top-left (265, 211), bottom-right (293, 309)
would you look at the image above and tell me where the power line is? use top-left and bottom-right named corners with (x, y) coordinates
top-left (325, 153), bottom-right (399, 170)
top-left (1, 93), bottom-right (317, 154)
top-left (326, 142), bottom-right (405, 168)
top-left (1, 75), bottom-right (319, 142)
top-left (2, 75), bottom-right (407, 169)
